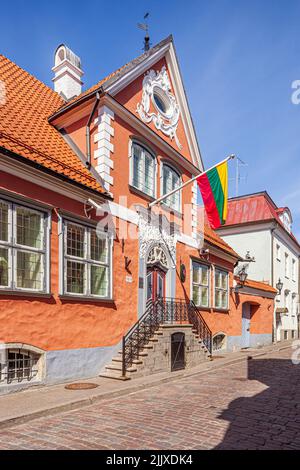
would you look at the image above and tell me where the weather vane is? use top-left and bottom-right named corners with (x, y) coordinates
top-left (138, 12), bottom-right (151, 52)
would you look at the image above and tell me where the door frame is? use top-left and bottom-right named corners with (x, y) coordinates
top-left (138, 242), bottom-right (176, 318)
top-left (171, 332), bottom-right (185, 371)
top-left (241, 303), bottom-right (251, 348)
top-left (146, 265), bottom-right (167, 301)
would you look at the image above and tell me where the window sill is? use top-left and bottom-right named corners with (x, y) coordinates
top-left (194, 306), bottom-right (211, 312)
top-left (128, 184), bottom-right (155, 202)
top-left (59, 294), bottom-right (115, 303)
top-left (0, 290), bottom-right (52, 299)
top-left (213, 308), bottom-right (230, 314)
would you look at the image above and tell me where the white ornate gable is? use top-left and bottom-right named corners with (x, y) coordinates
top-left (136, 66), bottom-right (182, 149)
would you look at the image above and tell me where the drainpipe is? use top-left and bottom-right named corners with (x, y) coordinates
top-left (271, 225), bottom-right (276, 342)
top-left (85, 92), bottom-right (100, 168)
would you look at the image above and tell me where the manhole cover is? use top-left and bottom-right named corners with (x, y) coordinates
top-left (65, 382), bottom-right (99, 390)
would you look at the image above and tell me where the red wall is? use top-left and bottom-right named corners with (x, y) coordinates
top-left (0, 171), bottom-right (139, 351)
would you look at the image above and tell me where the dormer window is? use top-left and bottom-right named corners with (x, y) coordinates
top-left (279, 209), bottom-right (292, 233)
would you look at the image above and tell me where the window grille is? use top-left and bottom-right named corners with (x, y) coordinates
top-left (192, 262), bottom-right (209, 307)
top-left (63, 221), bottom-right (111, 298)
top-left (0, 199), bottom-right (47, 292)
top-left (0, 349), bottom-right (39, 384)
top-left (162, 165), bottom-right (181, 212)
top-left (213, 334), bottom-right (226, 351)
top-left (131, 143), bottom-right (155, 197)
top-left (215, 268), bottom-right (228, 309)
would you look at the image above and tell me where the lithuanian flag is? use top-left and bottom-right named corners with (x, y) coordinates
top-left (196, 161), bottom-right (228, 229)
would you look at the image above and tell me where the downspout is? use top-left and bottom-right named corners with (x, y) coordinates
top-left (85, 91), bottom-right (100, 168)
top-left (271, 224), bottom-right (276, 342)
top-left (271, 226), bottom-right (275, 287)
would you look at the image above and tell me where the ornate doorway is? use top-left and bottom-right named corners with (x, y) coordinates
top-left (146, 245), bottom-right (168, 301)
top-left (146, 267), bottom-right (166, 301)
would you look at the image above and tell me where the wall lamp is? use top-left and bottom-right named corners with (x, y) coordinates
top-left (276, 278), bottom-right (283, 295)
top-left (236, 266), bottom-right (248, 289)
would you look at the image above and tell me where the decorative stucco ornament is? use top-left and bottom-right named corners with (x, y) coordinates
top-left (136, 66), bottom-right (182, 149)
top-left (138, 215), bottom-right (177, 269)
top-left (147, 245), bottom-right (168, 269)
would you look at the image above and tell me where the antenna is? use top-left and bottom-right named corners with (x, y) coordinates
top-left (229, 157), bottom-right (248, 197)
top-left (138, 12), bottom-right (151, 52)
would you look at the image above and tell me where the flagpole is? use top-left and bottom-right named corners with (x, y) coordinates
top-left (148, 154), bottom-right (236, 209)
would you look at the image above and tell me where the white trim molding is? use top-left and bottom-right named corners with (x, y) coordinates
top-left (94, 105), bottom-right (115, 192)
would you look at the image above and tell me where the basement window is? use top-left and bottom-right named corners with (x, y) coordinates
top-left (0, 349), bottom-right (40, 384)
top-left (212, 333), bottom-right (227, 351)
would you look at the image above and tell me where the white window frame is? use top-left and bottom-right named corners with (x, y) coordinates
top-left (276, 244), bottom-right (281, 261)
top-left (160, 162), bottom-right (182, 213)
top-left (191, 261), bottom-right (210, 308)
top-left (0, 198), bottom-right (49, 294)
top-left (292, 258), bottom-right (296, 282)
top-left (62, 219), bottom-right (113, 299)
top-left (129, 141), bottom-right (157, 198)
top-left (214, 267), bottom-right (229, 310)
top-left (285, 253), bottom-right (289, 278)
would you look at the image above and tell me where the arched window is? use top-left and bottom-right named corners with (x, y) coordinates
top-left (212, 333), bottom-right (227, 352)
top-left (162, 164), bottom-right (181, 212)
top-left (131, 142), bottom-right (156, 197)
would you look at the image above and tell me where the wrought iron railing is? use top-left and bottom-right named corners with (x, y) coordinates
top-left (122, 298), bottom-right (212, 376)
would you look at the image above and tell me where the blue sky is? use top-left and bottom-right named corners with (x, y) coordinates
top-left (1, 0), bottom-right (300, 236)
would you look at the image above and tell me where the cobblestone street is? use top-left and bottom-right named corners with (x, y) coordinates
top-left (0, 347), bottom-right (299, 450)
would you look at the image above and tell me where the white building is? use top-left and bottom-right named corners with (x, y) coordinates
top-left (217, 192), bottom-right (300, 342)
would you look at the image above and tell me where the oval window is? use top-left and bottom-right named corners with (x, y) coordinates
top-left (152, 86), bottom-right (171, 117)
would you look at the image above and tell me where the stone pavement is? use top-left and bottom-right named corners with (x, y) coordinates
top-left (0, 341), bottom-right (292, 430)
top-left (0, 344), bottom-right (299, 450)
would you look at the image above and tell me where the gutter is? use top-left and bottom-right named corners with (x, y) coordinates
top-left (85, 91), bottom-right (100, 168)
top-left (0, 145), bottom-right (111, 201)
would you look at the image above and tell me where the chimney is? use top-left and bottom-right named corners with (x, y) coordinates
top-left (52, 44), bottom-right (83, 100)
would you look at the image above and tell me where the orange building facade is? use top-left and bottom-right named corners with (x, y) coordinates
top-left (0, 37), bottom-right (276, 393)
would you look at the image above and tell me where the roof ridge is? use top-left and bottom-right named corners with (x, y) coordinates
top-left (51, 35), bottom-right (174, 116)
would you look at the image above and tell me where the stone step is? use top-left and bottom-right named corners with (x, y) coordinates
top-left (105, 364), bottom-right (137, 373)
top-left (111, 356), bottom-right (143, 365)
top-left (99, 372), bottom-right (131, 381)
top-left (117, 350), bottom-right (149, 358)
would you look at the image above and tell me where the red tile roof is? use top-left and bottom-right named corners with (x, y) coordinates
top-left (222, 192), bottom-right (299, 247)
top-left (236, 276), bottom-right (277, 294)
top-left (0, 54), bottom-right (107, 194)
top-left (224, 192), bottom-right (278, 226)
top-left (204, 223), bottom-right (241, 259)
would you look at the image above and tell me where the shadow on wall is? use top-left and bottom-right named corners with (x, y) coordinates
top-left (214, 356), bottom-right (300, 450)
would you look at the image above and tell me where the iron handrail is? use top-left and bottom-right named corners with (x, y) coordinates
top-left (122, 298), bottom-right (212, 377)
